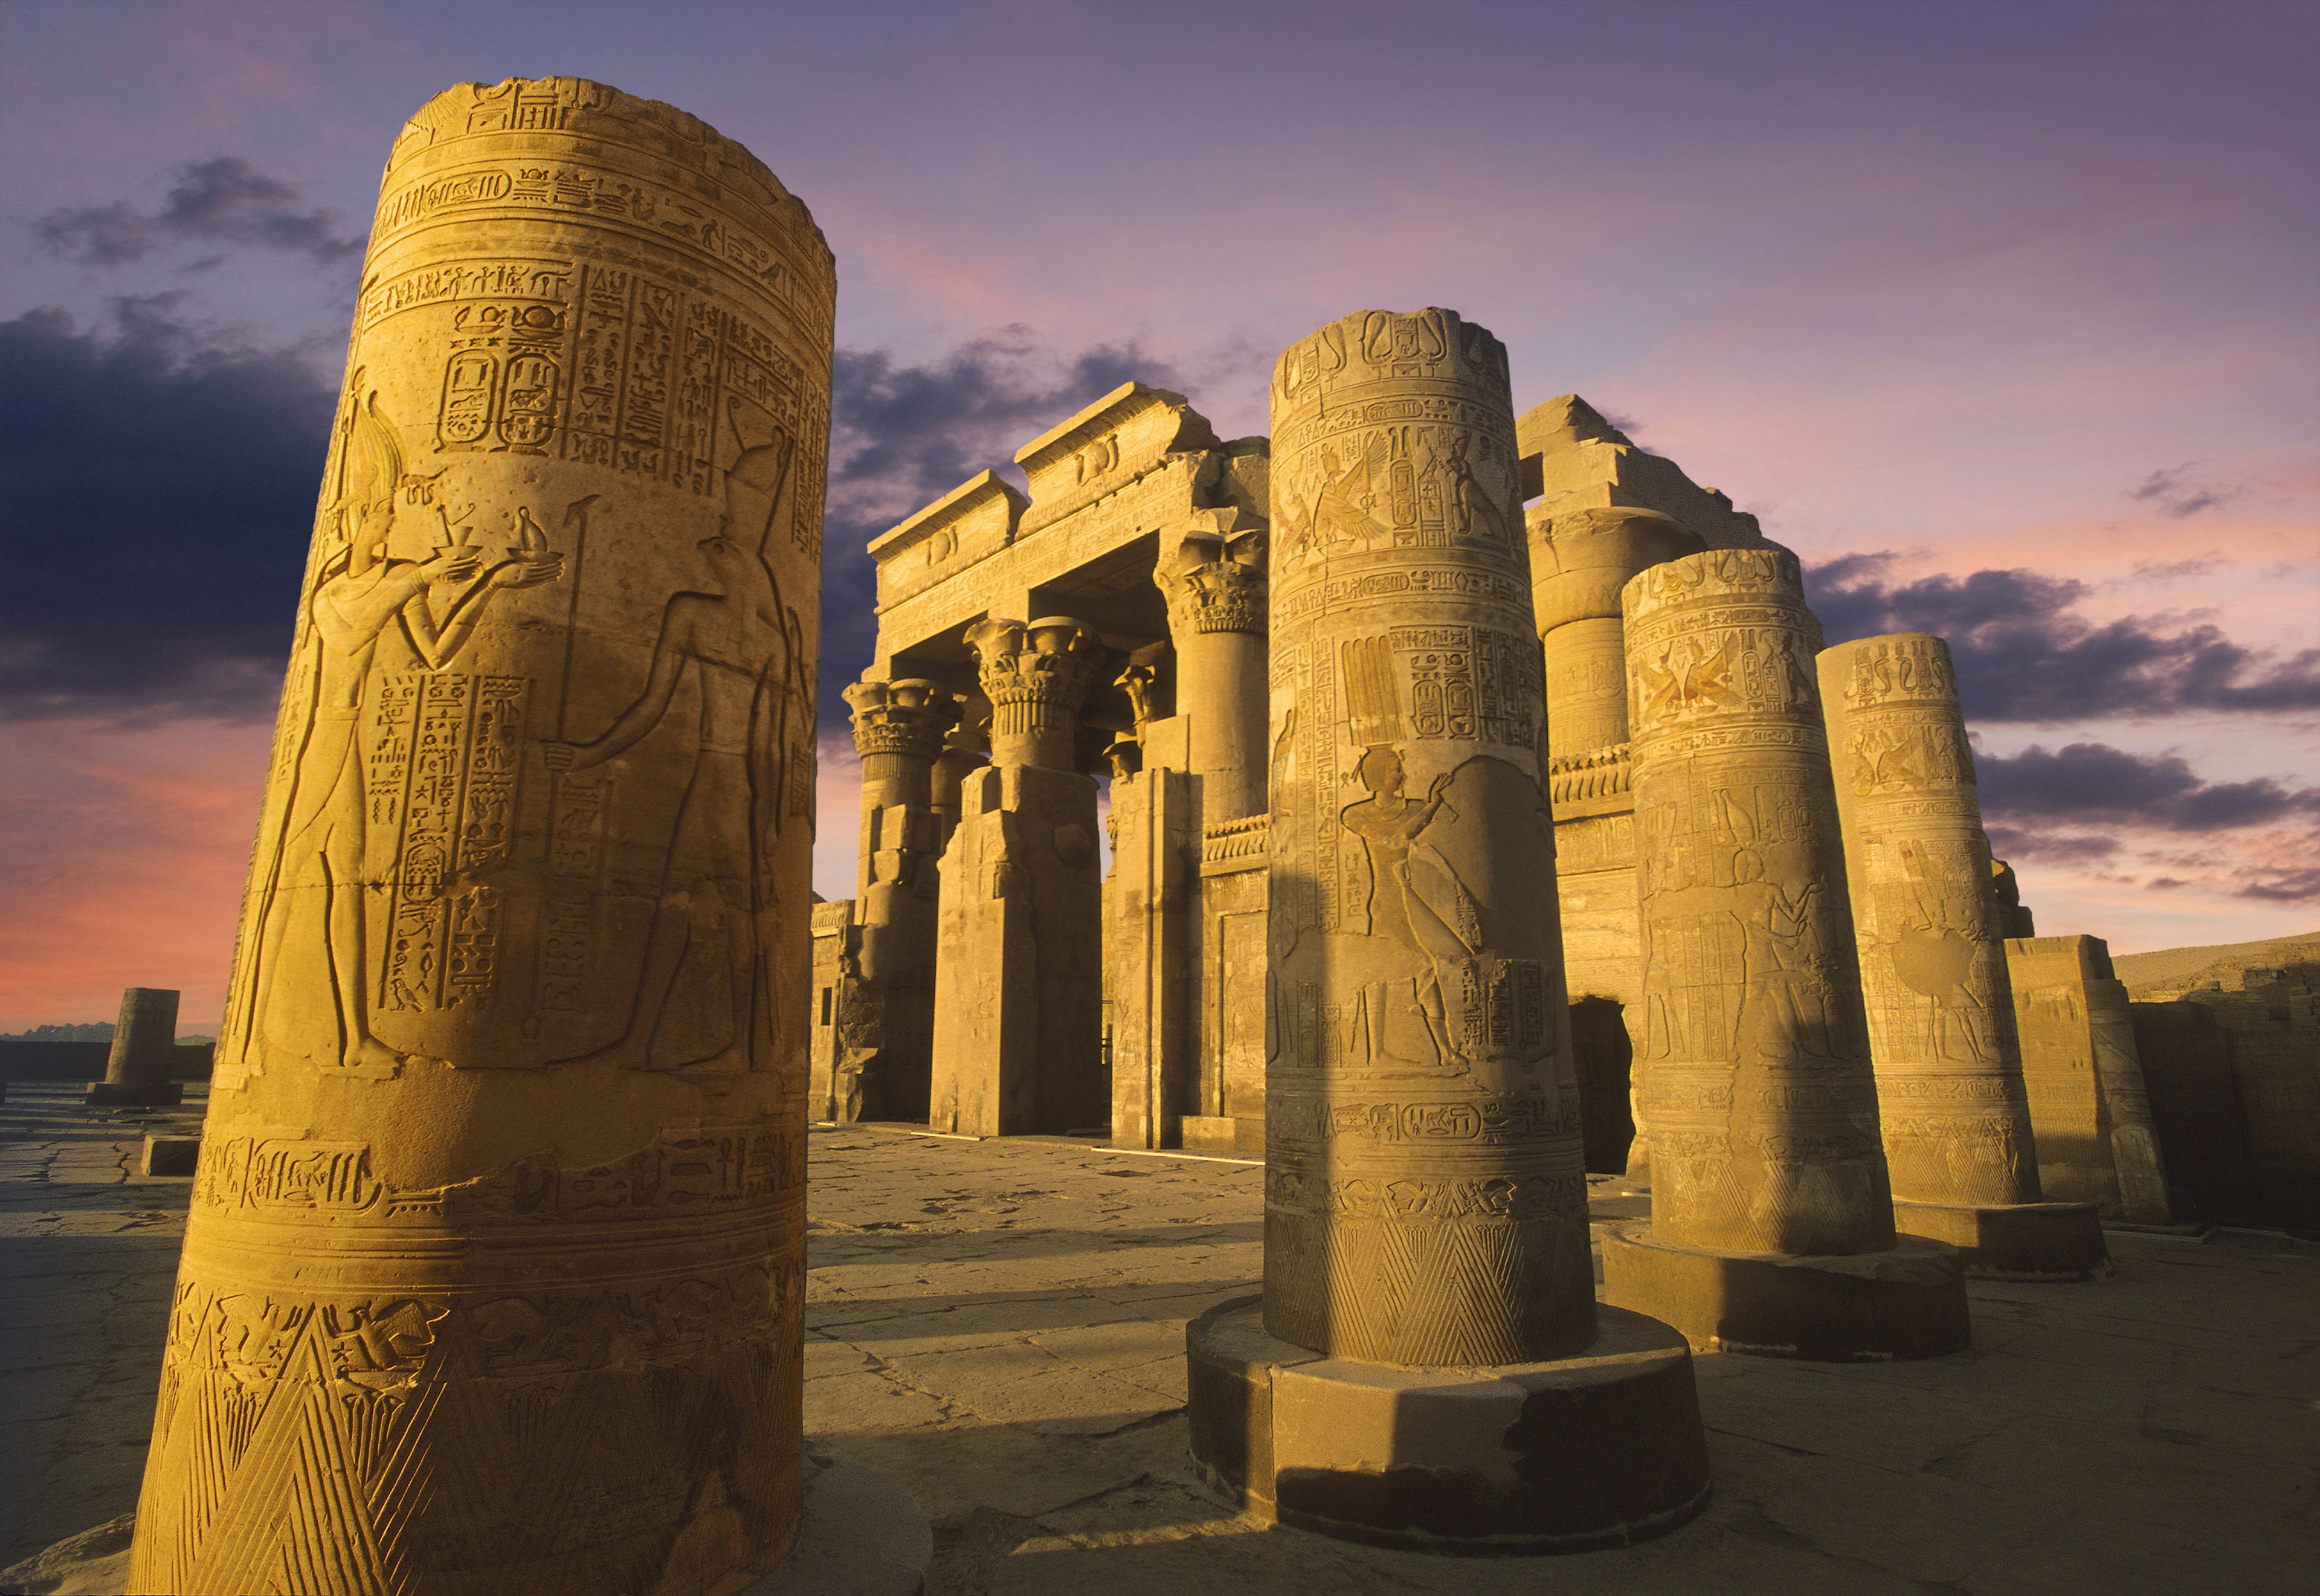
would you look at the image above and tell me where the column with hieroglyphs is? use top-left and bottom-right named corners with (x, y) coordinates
top-left (1184, 307), bottom-right (1709, 1554)
top-left (842, 677), bottom-right (960, 1121)
top-left (1530, 504), bottom-right (1704, 1181)
top-left (928, 616), bottom-right (1107, 1135)
top-left (1820, 633), bottom-right (2109, 1278)
top-left (130, 78), bottom-right (831, 1596)
top-left (86, 987), bottom-right (185, 1107)
top-left (1598, 549), bottom-right (1971, 1359)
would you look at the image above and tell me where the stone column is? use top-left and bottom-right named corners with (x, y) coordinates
top-left (1530, 505), bottom-right (1704, 1188)
top-left (928, 616), bottom-right (1106, 1135)
top-left (1598, 548), bottom-right (1971, 1360)
top-left (1185, 307), bottom-right (1709, 1554)
top-left (1820, 634), bottom-right (2107, 1278)
top-left (843, 677), bottom-right (959, 1121)
top-left (86, 987), bottom-right (184, 1107)
top-left (971, 614), bottom-right (1101, 771)
top-left (131, 78), bottom-right (831, 1596)
top-left (930, 709), bottom-right (990, 848)
top-left (1159, 527), bottom-right (1268, 820)
top-left (2008, 935), bottom-right (2173, 1224)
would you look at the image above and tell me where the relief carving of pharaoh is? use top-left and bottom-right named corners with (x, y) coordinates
top-left (226, 387), bottom-right (563, 1076)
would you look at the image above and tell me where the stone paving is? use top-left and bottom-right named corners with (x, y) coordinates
top-left (3, 1090), bottom-right (2315, 1593)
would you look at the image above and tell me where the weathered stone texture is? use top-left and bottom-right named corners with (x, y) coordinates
top-left (1620, 547), bottom-right (1893, 1257)
top-left (131, 77), bottom-right (830, 1596)
top-left (86, 988), bottom-right (184, 1108)
top-left (1818, 634), bottom-right (2038, 1206)
top-left (1264, 307), bottom-right (1587, 1366)
top-left (2006, 935), bottom-right (2173, 1224)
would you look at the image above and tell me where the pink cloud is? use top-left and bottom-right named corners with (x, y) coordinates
top-left (0, 718), bottom-right (273, 1032)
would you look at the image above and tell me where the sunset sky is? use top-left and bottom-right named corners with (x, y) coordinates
top-left (2, 0), bottom-right (2315, 1032)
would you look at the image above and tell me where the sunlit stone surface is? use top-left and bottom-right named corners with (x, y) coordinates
top-left (129, 76), bottom-right (832, 1596)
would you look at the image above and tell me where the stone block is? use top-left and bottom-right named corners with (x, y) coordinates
top-left (1180, 1115), bottom-right (1263, 1154)
top-left (1600, 1223), bottom-right (1970, 1361)
top-left (1186, 1295), bottom-right (1710, 1553)
top-left (1892, 1199), bottom-right (2108, 1279)
top-left (83, 1080), bottom-right (182, 1107)
top-left (138, 1135), bottom-right (201, 1177)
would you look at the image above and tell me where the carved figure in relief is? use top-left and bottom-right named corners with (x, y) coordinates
top-left (1635, 633), bottom-right (1733, 727)
top-left (1442, 433), bottom-right (1500, 542)
top-left (1881, 837), bottom-right (1997, 1064)
top-left (1341, 747), bottom-right (1452, 954)
top-left (230, 389), bottom-right (563, 1073)
top-left (1313, 445), bottom-right (1383, 542)
top-left (1732, 858), bottom-right (1839, 1063)
top-left (547, 436), bottom-right (807, 1073)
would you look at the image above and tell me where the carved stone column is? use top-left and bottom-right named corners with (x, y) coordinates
top-left (1532, 505), bottom-right (1704, 1188)
top-left (842, 677), bottom-right (959, 1122)
top-left (930, 616), bottom-right (1106, 1135)
top-left (1186, 307), bottom-right (1710, 1554)
top-left (131, 78), bottom-right (831, 1596)
top-left (86, 987), bottom-right (184, 1107)
top-left (930, 709), bottom-right (990, 848)
top-left (1820, 634), bottom-right (2107, 1278)
top-left (1159, 527), bottom-right (1268, 820)
top-left (969, 614), bottom-right (1103, 771)
top-left (1599, 548), bottom-right (1970, 1360)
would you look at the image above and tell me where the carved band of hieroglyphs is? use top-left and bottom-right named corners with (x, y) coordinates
top-left (1338, 625), bottom-right (1542, 751)
top-left (196, 1122), bottom-right (796, 1224)
top-left (1274, 565), bottom-right (1527, 625)
top-left (1265, 1166), bottom-right (1587, 1221)
top-left (372, 158), bottom-right (828, 330)
top-left (367, 672), bottom-right (527, 1012)
top-left (1269, 1092), bottom-right (1579, 1145)
top-left (393, 258), bottom-right (823, 537)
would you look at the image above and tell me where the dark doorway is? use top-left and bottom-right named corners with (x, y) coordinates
top-left (1570, 998), bottom-right (1635, 1174)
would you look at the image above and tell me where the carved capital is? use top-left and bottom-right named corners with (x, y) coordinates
top-left (1162, 529), bottom-right (1268, 635)
top-left (965, 614), bottom-right (1104, 735)
top-left (843, 677), bottom-right (959, 763)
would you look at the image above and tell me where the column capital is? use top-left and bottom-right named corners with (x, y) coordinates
top-left (844, 677), bottom-right (959, 762)
top-left (1161, 529), bottom-right (1268, 635)
top-left (966, 614), bottom-right (1104, 723)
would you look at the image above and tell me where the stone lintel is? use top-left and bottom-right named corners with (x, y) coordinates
top-left (869, 470), bottom-right (1028, 613)
top-left (1014, 381), bottom-right (1221, 536)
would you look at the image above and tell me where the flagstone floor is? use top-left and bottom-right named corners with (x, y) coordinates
top-left (2, 1089), bottom-right (2313, 1594)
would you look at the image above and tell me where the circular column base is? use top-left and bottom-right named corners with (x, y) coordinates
top-left (1599, 1222), bottom-right (1971, 1361)
top-left (1184, 1295), bottom-right (1711, 1554)
top-left (1893, 1199), bottom-right (2110, 1281)
top-left (83, 1081), bottom-right (182, 1107)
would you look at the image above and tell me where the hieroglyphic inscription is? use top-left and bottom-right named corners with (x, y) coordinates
top-left (367, 672), bottom-right (528, 1011)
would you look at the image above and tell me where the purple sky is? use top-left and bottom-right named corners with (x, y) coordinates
top-left (2, 0), bottom-right (2315, 1029)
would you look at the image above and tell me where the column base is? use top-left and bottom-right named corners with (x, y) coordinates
top-left (1184, 1295), bottom-right (1710, 1554)
top-left (1600, 1223), bottom-right (1970, 1361)
top-left (84, 1080), bottom-right (182, 1107)
top-left (1892, 1199), bottom-right (2109, 1281)
top-left (1181, 1115), bottom-right (1263, 1155)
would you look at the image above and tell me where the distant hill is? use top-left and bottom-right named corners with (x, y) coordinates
top-left (2114, 932), bottom-right (2320, 1000)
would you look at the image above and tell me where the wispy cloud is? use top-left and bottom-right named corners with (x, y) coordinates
top-left (2125, 462), bottom-right (2244, 519)
top-left (39, 156), bottom-right (366, 269)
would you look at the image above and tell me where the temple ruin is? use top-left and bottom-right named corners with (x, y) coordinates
top-left (822, 372), bottom-right (2138, 1217)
